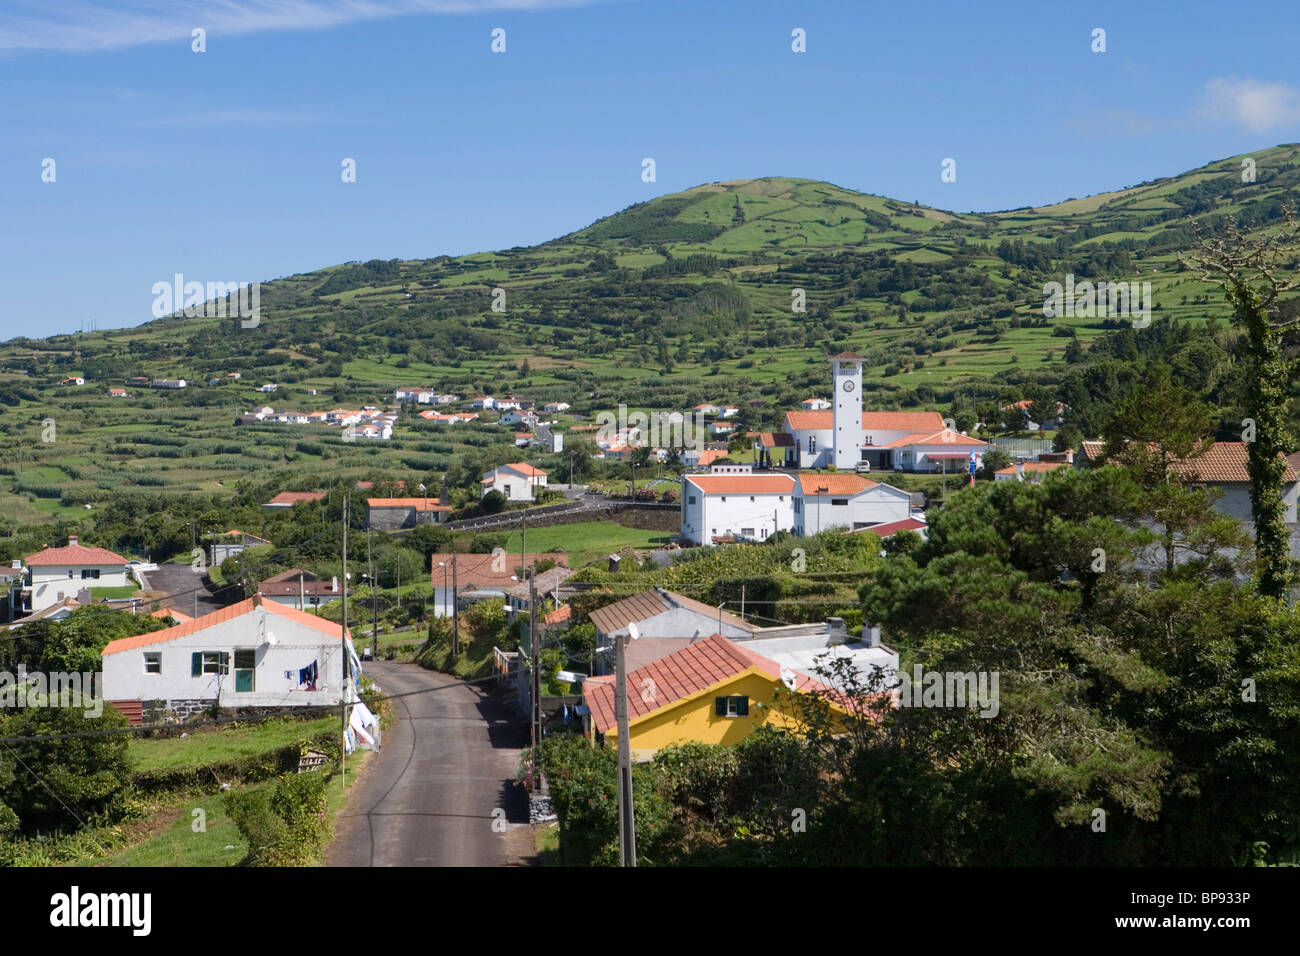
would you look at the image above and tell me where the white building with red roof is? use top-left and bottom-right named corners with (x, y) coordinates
top-left (680, 472), bottom-right (796, 545)
top-left (793, 473), bottom-right (913, 535)
top-left (481, 463), bottom-right (548, 501)
top-left (24, 536), bottom-right (129, 613)
top-left (101, 594), bottom-right (359, 717)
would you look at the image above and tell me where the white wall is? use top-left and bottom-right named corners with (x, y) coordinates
top-left (1211, 482), bottom-right (1298, 523)
top-left (30, 563), bottom-right (129, 612)
top-left (102, 606), bottom-right (352, 707)
top-left (794, 486), bottom-right (911, 536)
top-left (680, 482), bottom-right (794, 545)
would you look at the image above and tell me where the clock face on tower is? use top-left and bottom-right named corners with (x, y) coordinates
top-left (842, 379), bottom-right (856, 393)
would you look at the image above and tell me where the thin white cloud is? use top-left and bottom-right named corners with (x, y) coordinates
top-left (1198, 77), bottom-right (1300, 133)
top-left (0, 0), bottom-right (598, 53)
top-left (127, 108), bottom-right (322, 126)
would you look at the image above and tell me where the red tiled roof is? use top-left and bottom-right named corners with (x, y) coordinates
top-left (995, 461), bottom-right (1070, 475)
top-left (1168, 442), bottom-right (1299, 483)
top-left (544, 605), bottom-right (572, 625)
top-left (587, 589), bottom-right (755, 635)
top-left (695, 449), bottom-right (731, 466)
top-left (683, 474), bottom-right (795, 495)
top-left (1084, 441), bottom-right (1298, 483)
top-left (583, 634), bottom-right (831, 735)
top-left (883, 429), bottom-right (987, 449)
top-left (503, 462), bottom-right (547, 477)
top-left (758, 432), bottom-right (795, 448)
top-left (150, 608), bottom-right (195, 623)
top-left (795, 473), bottom-right (879, 495)
top-left (24, 543), bottom-right (127, 566)
top-left (265, 491), bottom-right (326, 506)
top-left (366, 498), bottom-right (451, 510)
top-left (783, 410), bottom-right (947, 433)
top-left (861, 518), bottom-right (928, 537)
top-left (102, 594), bottom-right (349, 656)
top-left (430, 552), bottom-right (567, 590)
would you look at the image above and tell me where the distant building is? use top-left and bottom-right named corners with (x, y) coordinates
top-left (680, 473), bottom-right (796, 545)
top-left (481, 463), bottom-right (548, 501)
top-left (23, 536), bottom-right (129, 613)
top-left (258, 568), bottom-right (347, 610)
top-left (151, 378), bottom-right (187, 389)
top-left (365, 497), bottom-right (451, 531)
top-left (262, 491), bottom-right (327, 510)
top-left (107, 387), bottom-right (128, 398)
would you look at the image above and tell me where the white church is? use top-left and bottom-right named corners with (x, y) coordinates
top-left (759, 353), bottom-right (987, 473)
top-left (678, 355), bottom-right (971, 545)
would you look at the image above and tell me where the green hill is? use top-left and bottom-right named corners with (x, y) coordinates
top-left (2, 144), bottom-right (1299, 528)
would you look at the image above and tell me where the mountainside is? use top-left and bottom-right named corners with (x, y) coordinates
top-left (2, 145), bottom-right (1299, 528)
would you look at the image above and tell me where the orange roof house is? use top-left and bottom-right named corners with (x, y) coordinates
top-left (581, 634), bottom-right (846, 758)
top-left (101, 594), bottom-right (357, 713)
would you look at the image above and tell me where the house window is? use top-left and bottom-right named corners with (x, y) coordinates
top-left (234, 649), bottom-right (256, 693)
top-left (831, 498), bottom-right (849, 506)
top-left (144, 653), bottom-right (161, 674)
top-left (715, 695), bottom-right (749, 718)
top-left (741, 528), bottom-right (755, 538)
top-left (81, 569), bottom-right (101, 579)
top-left (687, 495), bottom-right (696, 505)
top-left (749, 496), bottom-right (755, 502)
top-left (192, 651), bottom-right (229, 676)
top-left (503, 485), bottom-right (511, 498)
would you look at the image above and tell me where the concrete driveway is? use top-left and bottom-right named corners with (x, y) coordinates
top-left (327, 661), bottom-right (533, 866)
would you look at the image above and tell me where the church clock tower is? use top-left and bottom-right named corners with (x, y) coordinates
top-left (831, 353), bottom-right (864, 469)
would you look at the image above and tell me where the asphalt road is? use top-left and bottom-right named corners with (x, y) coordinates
top-left (328, 661), bottom-right (532, 867)
top-left (137, 561), bottom-right (225, 616)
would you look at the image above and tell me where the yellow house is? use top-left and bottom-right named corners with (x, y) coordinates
top-left (582, 634), bottom-right (845, 760)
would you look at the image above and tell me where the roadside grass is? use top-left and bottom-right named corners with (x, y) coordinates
top-left (535, 823), bottom-right (560, 865)
top-left (129, 716), bottom-right (339, 773)
top-left (88, 756), bottom-right (366, 867)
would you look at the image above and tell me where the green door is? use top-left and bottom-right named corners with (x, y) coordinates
top-left (234, 650), bottom-right (256, 692)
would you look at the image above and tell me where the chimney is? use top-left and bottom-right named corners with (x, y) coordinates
top-left (862, 622), bottom-right (882, 647)
top-left (608, 554), bottom-right (622, 574)
top-left (826, 617), bottom-right (848, 645)
top-left (68, 535), bottom-right (79, 546)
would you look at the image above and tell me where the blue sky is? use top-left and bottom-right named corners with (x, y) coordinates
top-left (2, 0), bottom-right (1298, 338)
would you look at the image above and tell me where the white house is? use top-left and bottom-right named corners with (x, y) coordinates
top-left (209, 529), bottom-right (271, 568)
top-left (800, 397), bottom-right (831, 411)
top-left (24, 537), bottom-right (129, 614)
top-left (680, 473), bottom-right (796, 545)
top-left (430, 552), bottom-right (568, 618)
top-left (257, 568), bottom-right (347, 610)
top-left (259, 383), bottom-right (278, 393)
top-left (888, 429), bottom-right (988, 474)
top-left (481, 463), bottom-right (548, 501)
top-left (1078, 441), bottom-right (1300, 524)
top-left (101, 595), bottom-right (359, 716)
top-left (793, 473), bottom-right (913, 536)
top-left (544, 402), bottom-right (571, 413)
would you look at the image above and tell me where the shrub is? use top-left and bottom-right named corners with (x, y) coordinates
top-left (226, 770), bottom-right (330, 866)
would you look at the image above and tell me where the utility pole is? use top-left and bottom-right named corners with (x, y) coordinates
top-left (369, 530), bottom-right (377, 649)
top-left (341, 494), bottom-right (349, 789)
top-left (530, 573), bottom-right (542, 794)
top-left (298, 570), bottom-right (305, 612)
top-left (451, 553), bottom-right (460, 658)
top-left (740, 584), bottom-right (745, 622)
top-left (615, 628), bottom-right (637, 866)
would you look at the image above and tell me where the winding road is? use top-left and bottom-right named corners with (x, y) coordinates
top-left (327, 661), bottom-right (533, 867)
